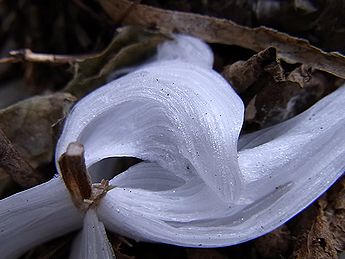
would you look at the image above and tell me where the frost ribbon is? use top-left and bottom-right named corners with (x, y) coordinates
top-left (0, 35), bottom-right (344, 259)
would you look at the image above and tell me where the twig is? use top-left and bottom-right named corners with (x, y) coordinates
top-left (0, 49), bottom-right (85, 64)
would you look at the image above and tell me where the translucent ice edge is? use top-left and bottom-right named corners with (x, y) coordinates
top-left (70, 209), bottom-right (115, 259)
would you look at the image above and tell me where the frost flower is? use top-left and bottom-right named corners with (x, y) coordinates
top-left (0, 35), bottom-right (344, 259)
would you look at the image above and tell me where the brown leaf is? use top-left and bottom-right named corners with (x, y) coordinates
top-left (222, 47), bottom-right (278, 94)
top-left (288, 177), bottom-right (345, 259)
top-left (289, 200), bottom-right (338, 259)
top-left (254, 225), bottom-right (292, 258)
top-left (325, 177), bottom-right (345, 252)
top-left (0, 127), bottom-right (44, 188)
top-left (99, 0), bottom-right (345, 79)
top-left (244, 69), bottom-right (337, 129)
top-left (0, 93), bottom-right (76, 169)
top-left (220, 47), bottom-right (323, 130)
top-left (64, 26), bottom-right (169, 98)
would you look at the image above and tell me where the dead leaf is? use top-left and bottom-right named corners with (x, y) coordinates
top-left (64, 26), bottom-right (169, 98)
top-left (243, 69), bottom-right (337, 129)
top-left (288, 177), bottom-right (345, 259)
top-left (325, 177), bottom-right (345, 252)
top-left (99, 0), bottom-right (345, 79)
top-left (220, 47), bottom-right (322, 130)
top-left (254, 225), bottom-right (292, 258)
top-left (289, 201), bottom-right (338, 259)
top-left (0, 127), bottom-right (44, 188)
top-left (222, 47), bottom-right (278, 94)
top-left (0, 93), bottom-right (75, 169)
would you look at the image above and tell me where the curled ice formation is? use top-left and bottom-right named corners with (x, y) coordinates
top-left (0, 34), bottom-right (344, 258)
top-left (56, 35), bottom-right (345, 246)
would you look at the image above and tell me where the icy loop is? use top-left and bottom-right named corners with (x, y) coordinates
top-left (0, 35), bottom-right (344, 258)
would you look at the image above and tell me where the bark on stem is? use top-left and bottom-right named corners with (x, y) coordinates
top-left (58, 142), bottom-right (92, 209)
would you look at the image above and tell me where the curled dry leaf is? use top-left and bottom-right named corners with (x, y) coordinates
top-left (221, 47), bottom-right (278, 95)
top-left (64, 26), bottom-right (169, 98)
top-left (0, 93), bottom-right (75, 169)
top-left (245, 69), bottom-right (338, 129)
top-left (99, 0), bottom-right (345, 79)
top-left (221, 46), bottom-right (303, 107)
top-left (221, 47), bottom-right (328, 129)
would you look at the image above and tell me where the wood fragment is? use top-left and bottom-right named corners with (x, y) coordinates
top-left (0, 127), bottom-right (44, 188)
top-left (58, 142), bottom-right (92, 209)
top-left (99, 0), bottom-right (345, 79)
top-left (58, 142), bottom-right (112, 210)
top-left (5, 49), bottom-right (82, 64)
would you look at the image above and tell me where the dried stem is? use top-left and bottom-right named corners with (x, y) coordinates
top-left (0, 49), bottom-right (84, 64)
top-left (58, 142), bottom-right (92, 209)
top-left (58, 142), bottom-right (111, 210)
top-left (0, 127), bottom-right (44, 188)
